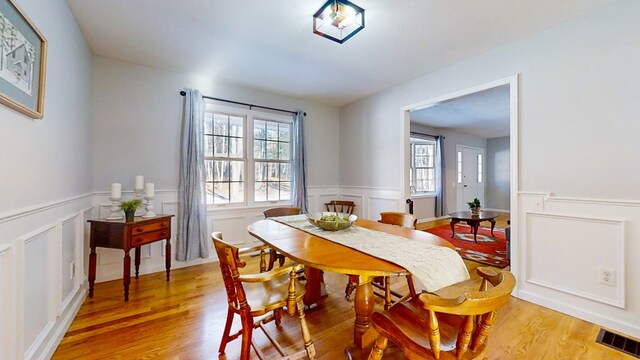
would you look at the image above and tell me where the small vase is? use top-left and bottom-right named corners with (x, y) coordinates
top-left (470, 207), bottom-right (480, 215)
top-left (125, 211), bottom-right (135, 222)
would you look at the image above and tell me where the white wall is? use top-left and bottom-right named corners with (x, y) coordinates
top-left (90, 56), bottom-right (342, 280)
top-left (409, 123), bottom-right (486, 220)
top-left (340, 0), bottom-right (640, 339)
top-left (486, 136), bottom-right (510, 211)
top-left (0, 0), bottom-right (93, 358)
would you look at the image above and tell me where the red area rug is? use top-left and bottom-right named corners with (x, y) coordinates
top-left (425, 224), bottom-right (509, 268)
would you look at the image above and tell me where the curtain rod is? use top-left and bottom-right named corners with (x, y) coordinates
top-left (410, 131), bottom-right (443, 139)
top-left (179, 91), bottom-right (306, 116)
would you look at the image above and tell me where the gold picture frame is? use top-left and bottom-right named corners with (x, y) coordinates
top-left (0, 0), bottom-right (47, 119)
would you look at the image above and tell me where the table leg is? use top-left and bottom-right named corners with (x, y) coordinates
top-left (450, 219), bottom-right (460, 238)
top-left (353, 277), bottom-right (376, 350)
top-left (88, 243), bottom-right (97, 297)
top-left (165, 239), bottom-right (171, 281)
top-left (134, 246), bottom-right (141, 279)
top-left (489, 219), bottom-right (496, 237)
top-left (123, 250), bottom-right (131, 301)
top-left (471, 223), bottom-right (480, 243)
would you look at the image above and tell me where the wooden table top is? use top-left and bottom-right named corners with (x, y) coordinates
top-left (247, 218), bottom-right (454, 278)
top-left (448, 211), bottom-right (499, 221)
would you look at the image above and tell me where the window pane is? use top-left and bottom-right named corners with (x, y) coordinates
top-left (205, 160), bottom-right (214, 181)
top-left (427, 145), bottom-right (434, 156)
top-left (205, 135), bottom-right (213, 157)
top-left (214, 161), bottom-right (229, 181)
top-left (254, 139), bottom-right (266, 159)
top-left (279, 142), bottom-right (290, 160)
top-left (214, 136), bottom-right (228, 157)
top-left (255, 182), bottom-right (267, 202)
top-left (280, 163), bottom-right (291, 181)
top-left (229, 182), bottom-right (244, 203)
top-left (229, 116), bottom-right (243, 137)
top-left (415, 156), bottom-right (427, 167)
top-left (206, 183), bottom-right (214, 204)
top-left (230, 161), bottom-right (244, 182)
top-left (255, 162), bottom-right (267, 181)
top-left (267, 122), bottom-right (278, 140)
top-left (214, 183), bottom-right (230, 204)
top-left (267, 182), bottom-right (280, 200)
top-left (280, 182), bottom-right (291, 200)
top-left (279, 124), bottom-right (290, 141)
top-left (266, 141), bottom-right (278, 160)
top-left (268, 162), bottom-right (279, 181)
top-left (204, 114), bottom-right (213, 135)
top-left (426, 155), bottom-right (434, 168)
top-left (254, 120), bottom-right (266, 139)
top-left (213, 115), bottom-right (228, 136)
top-left (229, 138), bottom-right (243, 158)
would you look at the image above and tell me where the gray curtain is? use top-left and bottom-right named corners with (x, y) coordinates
top-left (291, 111), bottom-right (308, 213)
top-left (176, 89), bottom-right (210, 261)
top-left (434, 135), bottom-right (447, 217)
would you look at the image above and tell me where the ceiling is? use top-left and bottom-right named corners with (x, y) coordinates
top-left (410, 85), bottom-right (510, 139)
top-left (66, 0), bottom-right (619, 107)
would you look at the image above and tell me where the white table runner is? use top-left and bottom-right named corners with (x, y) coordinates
top-left (273, 215), bottom-right (470, 292)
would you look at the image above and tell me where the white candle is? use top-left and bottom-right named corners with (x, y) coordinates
top-left (110, 183), bottom-right (121, 199)
top-left (135, 175), bottom-right (144, 190)
top-left (145, 182), bottom-right (155, 198)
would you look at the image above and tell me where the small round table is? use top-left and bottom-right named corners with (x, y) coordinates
top-left (448, 211), bottom-right (500, 243)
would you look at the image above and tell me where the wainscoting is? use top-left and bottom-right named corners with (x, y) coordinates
top-left (0, 195), bottom-right (92, 360)
top-left (517, 192), bottom-right (639, 339)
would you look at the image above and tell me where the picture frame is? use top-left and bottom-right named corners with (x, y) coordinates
top-left (0, 0), bottom-right (47, 119)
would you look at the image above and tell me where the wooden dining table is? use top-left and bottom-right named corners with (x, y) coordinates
top-left (247, 217), bottom-right (455, 351)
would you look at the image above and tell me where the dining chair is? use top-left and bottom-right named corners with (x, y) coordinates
top-left (324, 200), bottom-right (356, 215)
top-left (263, 207), bottom-right (302, 270)
top-left (368, 267), bottom-right (516, 359)
top-left (212, 232), bottom-right (316, 360)
top-left (344, 211), bottom-right (419, 309)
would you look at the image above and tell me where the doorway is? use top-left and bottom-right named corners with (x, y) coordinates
top-left (456, 145), bottom-right (485, 212)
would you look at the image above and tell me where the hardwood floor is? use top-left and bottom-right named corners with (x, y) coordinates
top-left (54, 245), bottom-right (633, 359)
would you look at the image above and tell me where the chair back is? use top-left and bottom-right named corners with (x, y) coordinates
top-left (263, 207), bottom-right (301, 218)
top-left (378, 211), bottom-right (417, 229)
top-left (211, 232), bottom-right (246, 310)
top-left (325, 200), bottom-right (356, 215)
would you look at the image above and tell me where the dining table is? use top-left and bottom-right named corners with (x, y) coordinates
top-left (247, 217), bottom-right (456, 352)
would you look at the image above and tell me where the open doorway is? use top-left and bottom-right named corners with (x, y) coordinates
top-left (400, 76), bottom-right (518, 275)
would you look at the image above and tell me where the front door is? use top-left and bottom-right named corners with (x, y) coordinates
top-left (456, 145), bottom-right (485, 212)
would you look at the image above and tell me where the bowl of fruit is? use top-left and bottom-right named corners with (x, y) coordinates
top-left (306, 212), bottom-right (358, 231)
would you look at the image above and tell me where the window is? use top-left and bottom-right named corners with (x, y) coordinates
top-left (477, 153), bottom-right (483, 183)
top-left (457, 151), bottom-right (462, 183)
top-left (410, 137), bottom-right (436, 194)
top-left (204, 104), bottom-right (293, 206)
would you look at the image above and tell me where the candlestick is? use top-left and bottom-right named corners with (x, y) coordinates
top-left (135, 175), bottom-right (144, 191)
top-left (145, 182), bottom-right (155, 198)
top-left (142, 194), bottom-right (156, 218)
top-left (105, 196), bottom-right (123, 220)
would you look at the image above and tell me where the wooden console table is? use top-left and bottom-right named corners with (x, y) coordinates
top-left (88, 215), bottom-right (174, 301)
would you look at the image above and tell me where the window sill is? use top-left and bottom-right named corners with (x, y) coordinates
top-left (410, 193), bottom-right (437, 199)
top-left (206, 202), bottom-right (293, 213)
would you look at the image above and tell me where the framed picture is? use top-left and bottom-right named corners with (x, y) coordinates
top-left (0, 0), bottom-right (47, 119)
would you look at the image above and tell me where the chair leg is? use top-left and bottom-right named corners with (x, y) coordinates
top-left (384, 276), bottom-right (392, 310)
top-left (259, 249), bottom-right (267, 273)
top-left (239, 314), bottom-right (254, 360)
top-left (267, 249), bottom-right (277, 271)
top-left (345, 275), bottom-right (358, 300)
top-left (296, 300), bottom-right (316, 359)
top-left (274, 308), bottom-right (283, 327)
top-left (219, 307), bottom-right (235, 354)
top-left (369, 336), bottom-right (388, 360)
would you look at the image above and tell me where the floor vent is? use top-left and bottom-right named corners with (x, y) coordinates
top-left (596, 328), bottom-right (640, 358)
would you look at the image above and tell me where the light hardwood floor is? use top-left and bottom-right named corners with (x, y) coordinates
top-left (54, 226), bottom-right (633, 359)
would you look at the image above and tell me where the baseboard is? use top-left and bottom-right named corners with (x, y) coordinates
top-left (483, 208), bottom-right (510, 213)
top-left (30, 286), bottom-right (86, 360)
top-left (417, 215), bottom-right (450, 223)
top-left (518, 290), bottom-right (640, 340)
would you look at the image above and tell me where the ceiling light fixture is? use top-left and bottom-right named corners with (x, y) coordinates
top-left (313, 0), bottom-right (365, 44)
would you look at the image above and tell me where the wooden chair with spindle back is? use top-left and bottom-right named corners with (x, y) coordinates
top-left (344, 211), bottom-right (419, 309)
top-left (368, 267), bottom-right (516, 359)
top-left (212, 232), bottom-right (316, 360)
top-left (324, 200), bottom-right (356, 215)
top-left (263, 207), bottom-right (302, 270)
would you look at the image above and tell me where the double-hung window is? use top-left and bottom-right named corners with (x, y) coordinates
top-left (204, 103), bottom-right (293, 206)
top-left (409, 137), bottom-right (436, 194)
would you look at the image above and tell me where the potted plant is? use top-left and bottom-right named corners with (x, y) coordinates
top-left (120, 199), bottom-right (142, 222)
top-left (467, 198), bottom-right (481, 215)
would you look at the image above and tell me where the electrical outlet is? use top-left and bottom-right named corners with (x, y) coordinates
top-left (598, 267), bottom-right (616, 286)
top-left (70, 262), bottom-right (75, 280)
